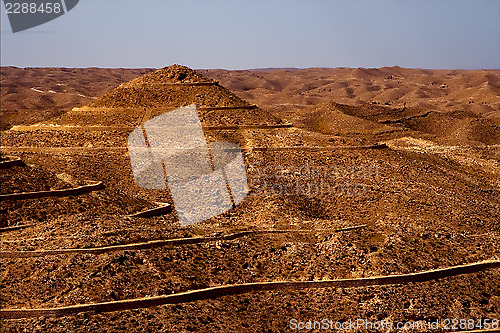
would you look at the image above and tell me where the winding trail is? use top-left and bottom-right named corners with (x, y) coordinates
top-left (198, 105), bottom-right (258, 110)
top-left (0, 147), bottom-right (128, 153)
top-left (8, 123), bottom-right (291, 132)
top-left (0, 144), bottom-right (388, 154)
top-left (128, 203), bottom-right (172, 218)
top-left (0, 224), bottom-right (32, 233)
top-left (0, 157), bottom-right (25, 169)
top-left (204, 124), bottom-right (293, 130)
top-left (248, 144), bottom-right (388, 152)
top-left (0, 225), bottom-right (366, 258)
top-left (2, 260), bottom-right (498, 319)
top-left (0, 181), bottom-right (104, 202)
top-left (122, 82), bottom-right (219, 87)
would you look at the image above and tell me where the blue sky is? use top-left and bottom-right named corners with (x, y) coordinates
top-left (1, 0), bottom-right (499, 69)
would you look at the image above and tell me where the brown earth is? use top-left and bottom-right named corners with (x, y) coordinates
top-left (0, 65), bottom-right (499, 333)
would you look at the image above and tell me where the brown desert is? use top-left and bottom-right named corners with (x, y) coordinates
top-left (1, 64), bottom-right (499, 332)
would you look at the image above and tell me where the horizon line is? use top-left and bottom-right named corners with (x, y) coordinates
top-left (1, 65), bottom-right (499, 71)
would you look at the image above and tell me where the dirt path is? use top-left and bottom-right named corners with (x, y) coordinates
top-left (2, 260), bottom-right (498, 320)
top-left (0, 181), bottom-right (104, 201)
top-left (0, 225), bottom-right (366, 258)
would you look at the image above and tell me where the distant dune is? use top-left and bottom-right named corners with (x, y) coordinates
top-left (0, 67), bottom-right (154, 130)
top-left (1, 66), bottom-right (499, 133)
top-left (200, 67), bottom-right (500, 120)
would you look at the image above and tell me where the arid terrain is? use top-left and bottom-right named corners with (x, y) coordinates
top-left (1, 65), bottom-right (499, 332)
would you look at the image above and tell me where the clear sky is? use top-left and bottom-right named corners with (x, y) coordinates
top-left (1, 0), bottom-right (499, 69)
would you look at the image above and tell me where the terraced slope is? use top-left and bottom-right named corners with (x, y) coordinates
top-left (2, 144), bottom-right (499, 332)
top-left (0, 156), bottom-right (150, 228)
top-left (1, 66), bottom-right (499, 333)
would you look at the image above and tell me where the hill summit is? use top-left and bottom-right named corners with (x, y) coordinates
top-left (5, 64), bottom-right (282, 139)
top-left (127, 64), bottom-right (214, 85)
top-left (88, 64), bottom-right (252, 109)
